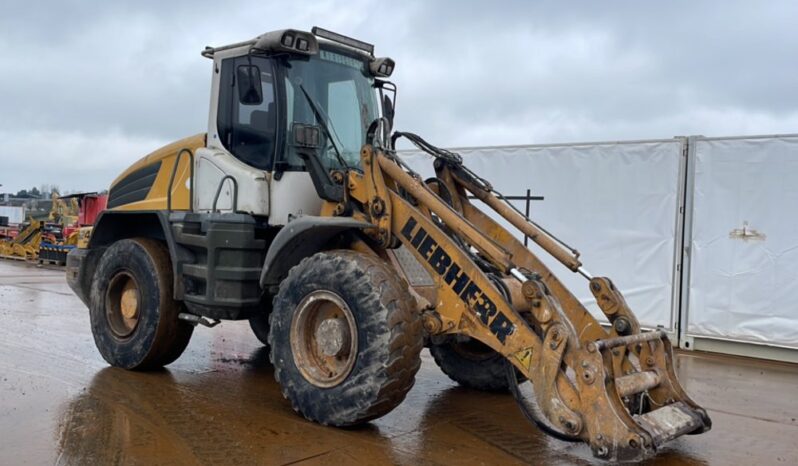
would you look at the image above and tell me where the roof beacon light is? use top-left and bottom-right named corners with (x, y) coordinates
top-left (312, 26), bottom-right (375, 55)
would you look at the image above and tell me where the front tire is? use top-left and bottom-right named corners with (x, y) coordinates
top-left (89, 238), bottom-right (193, 370)
top-left (269, 250), bottom-right (423, 426)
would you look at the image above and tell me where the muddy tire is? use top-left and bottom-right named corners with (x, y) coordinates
top-left (89, 238), bottom-right (193, 370)
top-left (430, 337), bottom-right (510, 392)
top-left (269, 250), bottom-right (423, 426)
top-left (249, 312), bottom-right (271, 346)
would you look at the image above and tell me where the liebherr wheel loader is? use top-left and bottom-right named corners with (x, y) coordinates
top-left (66, 27), bottom-right (710, 461)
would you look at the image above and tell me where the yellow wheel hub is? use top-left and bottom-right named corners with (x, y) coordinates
top-left (120, 280), bottom-right (139, 320)
top-left (106, 272), bottom-right (141, 338)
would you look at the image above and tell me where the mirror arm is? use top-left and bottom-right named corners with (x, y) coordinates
top-left (296, 148), bottom-right (344, 202)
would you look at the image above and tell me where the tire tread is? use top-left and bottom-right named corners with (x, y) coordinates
top-left (269, 250), bottom-right (423, 425)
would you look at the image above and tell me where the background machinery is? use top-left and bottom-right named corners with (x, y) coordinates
top-left (40, 193), bottom-right (108, 264)
top-left (0, 192), bottom-right (106, 264)
top-left (0, 218), bottom-right (42, 260)
top-left (66, 27), bottom-right (710, 461)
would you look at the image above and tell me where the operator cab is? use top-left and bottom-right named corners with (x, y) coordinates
top-left (196, 28), bottom-right (395, 225)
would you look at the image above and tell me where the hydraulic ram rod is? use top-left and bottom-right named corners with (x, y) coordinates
top-left (450, 170), bottom-right (583, 272)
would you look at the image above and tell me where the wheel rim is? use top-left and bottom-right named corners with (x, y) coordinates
top-left (290, 290), bottom-right (358, 388)
top-left (105, 271), bottom-right (141, 338)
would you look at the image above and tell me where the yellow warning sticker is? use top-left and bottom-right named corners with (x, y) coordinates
top-left (512, 347), bottom-right (534, 371)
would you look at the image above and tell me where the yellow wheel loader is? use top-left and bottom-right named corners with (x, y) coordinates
top-left (66, 27), bottom-right (710, 461)
top-left (0, 218), bottom-right (42, 260)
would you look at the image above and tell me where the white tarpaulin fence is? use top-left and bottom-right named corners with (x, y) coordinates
top-left (400, 133), bottom-right (798, 355)
top-left (684, 135), bottom-right (798, 349)
top-left (401, 139), bottom-right (685, 331)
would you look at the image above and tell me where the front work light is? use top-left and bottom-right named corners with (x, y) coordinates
top-left (312, 26), bottom-right (375, 55)
top-left (369, 57), bottom-right (395, 77)
top-left (254, 29), bottom-right (319, 56)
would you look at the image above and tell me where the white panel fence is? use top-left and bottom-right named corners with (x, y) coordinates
top-left (400, 133), bottom-right (798, 358)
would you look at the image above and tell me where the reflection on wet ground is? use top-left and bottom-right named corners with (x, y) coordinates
top-left (1, 260), bottom-right (797, 465)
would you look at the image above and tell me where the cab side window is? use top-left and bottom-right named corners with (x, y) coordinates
top-left (217, 57), bottom-right (277, 170)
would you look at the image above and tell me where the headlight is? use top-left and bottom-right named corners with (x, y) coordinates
top-left (254, 29), bottom-right (319, 56)
top-left (369, 57), bottom-right (395, 77)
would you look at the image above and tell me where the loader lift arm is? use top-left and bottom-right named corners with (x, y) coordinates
top-left (326, 138), bottom-right (710, 462)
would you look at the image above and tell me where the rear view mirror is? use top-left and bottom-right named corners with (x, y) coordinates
top-left (382, 94), bottom-right (395, 129)
top-left (237, 65), bottom-right (263, 105)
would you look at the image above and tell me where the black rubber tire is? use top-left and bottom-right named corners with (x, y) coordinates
top-left (249, 312), bottom-right (271, 346)
top-left (89, 238), bottom-right (193, 370)
top-left (269, 250), bottom-right (423, 426)
top-left (430, 337), bottom-right (510, 392)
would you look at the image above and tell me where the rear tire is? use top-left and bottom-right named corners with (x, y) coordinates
top-left (430, 337), bottom-right (510, 392)
top-left (269, 250), bottom-right (423, 426)
top-left (89, 238), bottom-right (193, 370)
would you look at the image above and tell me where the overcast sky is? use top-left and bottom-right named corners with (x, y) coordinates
top-left (1, 1), bottom-right (797, 193)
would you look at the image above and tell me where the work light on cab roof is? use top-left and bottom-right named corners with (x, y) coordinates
top-left (201, 26), bottom-right (395, 78)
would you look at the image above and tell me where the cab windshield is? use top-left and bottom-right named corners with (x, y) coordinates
top-left (283, 47), bottom-right (378, 170)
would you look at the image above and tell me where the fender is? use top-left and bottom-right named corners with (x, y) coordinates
top-left (77, 211), bottom-right (183, 299)
top-left (260, 216), bottom-right (373, 287)
top-left (89, 210), bottom-right (175, 249)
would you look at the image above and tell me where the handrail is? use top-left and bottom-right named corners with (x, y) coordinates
top-left (167, 148), bottom-right (195, 212)
top-left (212, 175), bottom-right (239, 213)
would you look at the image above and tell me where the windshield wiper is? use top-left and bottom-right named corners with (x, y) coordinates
top-left (298, 85), bottom-right (349, 169)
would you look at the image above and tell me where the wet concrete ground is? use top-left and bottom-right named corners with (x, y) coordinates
top-left (1, 259), bottom-right (797, 465)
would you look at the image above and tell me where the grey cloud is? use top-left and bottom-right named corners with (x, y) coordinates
top-left (1, 1), bottom-right (796, 192)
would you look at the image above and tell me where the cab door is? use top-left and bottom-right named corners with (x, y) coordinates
top-left (266, 69), bottom-right (368, 225)
top-left (266, 72), bottom-right (323, 226)
top-left (195, 55), bottom-right (276, 215)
